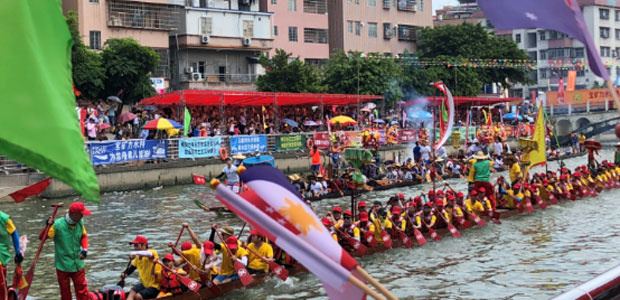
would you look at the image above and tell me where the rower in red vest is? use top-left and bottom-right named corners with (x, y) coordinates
top-left (388, 206), bottom-right (405, 237)
top-left (156, 254), bottom-right (186, 297)
top-left (356, 201), bottom-right (368, 221)
top-left (356, 212), bottom-right (376, 247)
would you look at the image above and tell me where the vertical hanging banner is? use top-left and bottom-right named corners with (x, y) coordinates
top-left (566, 70), bottom-right (577, 91)
top-left (230, 135), bottom-right (267, 154)
top-left (178, 137), bottom-right (222, 158)
top-left (276, 134), bottom-right (306, 152)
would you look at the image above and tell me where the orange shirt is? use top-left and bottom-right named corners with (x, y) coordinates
top-left (311, 149), bottom-right (321, 165)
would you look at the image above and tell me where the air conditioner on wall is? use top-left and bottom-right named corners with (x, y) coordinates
top-left (185, 67), bottom-right (194, 74)
top-left (242, 37), bottom-right (252, 46)
top-left (191, 72), bottom-right (202, 81)
top-left (201, 35), bottom-right (210, 44)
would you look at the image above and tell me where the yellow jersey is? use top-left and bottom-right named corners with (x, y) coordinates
top-left (509, 163), bottom-right (522, 183)
top-left (180, 246), bottom-right (202, 281)
top-left (464, 199), bottom-right (485, 216)
top-left (132, 249), bottom-right (161, 289)
top-left (467, 159), bottom-right (477, 182)
top-left (218, 245), bottom-right (249, 276)
top-left (247, 242), bottom-right (273, 273)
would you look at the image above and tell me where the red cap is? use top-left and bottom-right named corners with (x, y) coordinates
top-left (358, 201), bottom-right (367, 208)
top-left (359, 212), bottom-right (369, 222)
top-left (514, 183), bottom-right (521, 189)
top-left (456, 192), bottom-right (464, 198)
top-left (446, 190), bottom-right (454, 195)
top-left (129, 235), bottom-right (148, 245)
top-left (424, 202), bottom-right (432, 207)
top-left (321, 218), bottom-right (332, 226)
top-left (574, 172), bottom-right (581, 177)
top-left (333, 206), bottom-right (342, 213)
top-left (69, 202), bottom-right (91, 216)
top-left (470, 190), bottom-right (478, 195)
top-left (529, 186), bottom-right (537, 192)
top-left (523, 182), bottom-right (529, 188)
top-left (249, 230), bottom-right (260, 236)
top-left (414, 196), bottom-right (422, 202)
top-left (542, 180), bottom-right (548, 186)
top-left (478, 187), bottom-right (486, 193)
top-left (226, 236), bottom-right (238, 250)
top-left (162, 254), bottom-right (175, 261)
top-left (497, 176), bottom-right (504, 181)
top-left (428, 190), bottom-right (435, 195)
top-left (560, 174), bottom-right (568, 180)
top-left (343, 210), bottom-right (352, 216)
top-left (437, 190), bottom-right (444, 195)
top-left (584, 170), bottom-right (590, 175)
top-left (436, 200), bottom-right (445, 207)
top-left (398, 193), bottom-right (405, 200)
top-left (203, 241), bottom-right (215, 255)
top-left (181, 241), bottom-right (192, 251)
top-left (561, 167), bottom-right (568, 173)
top-left (392, 206), bottom-right (401, 214)
top-left (447, 195), bottom-right (455, 201)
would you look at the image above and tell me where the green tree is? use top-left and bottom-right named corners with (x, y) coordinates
top-left (414, 22), bottom-right (533, 96)
top-left (256, 49), bottom-right (326, 93)
top-left (101, 38), bottom-right (159, 105)
top-left (66, 10), bottom-right (105, 100)
top-left (323, 51), bottom-right (403, 105)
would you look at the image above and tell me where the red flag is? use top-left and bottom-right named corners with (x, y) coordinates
top-left (9, 178), bottom-right (51, 203)
top-left (193, 175), bottom-right (206, 185)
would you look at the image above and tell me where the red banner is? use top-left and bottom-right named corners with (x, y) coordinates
top-left (398, 129), bottom-right (416, 143)
top-left (312, 132), bottom-right (331, 149)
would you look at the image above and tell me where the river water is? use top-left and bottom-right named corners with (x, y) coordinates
top-left (4, 150), bottom-right (620, 299)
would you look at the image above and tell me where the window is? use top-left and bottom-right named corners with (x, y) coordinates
top-left (347, 21), bottom-right (353, 33)
top-left (600, 8), bottom-right (610, 20)
top-left (304, 28), bottom-right (328, 43)
top-left (355, 0), bottom-right (360, 4)
top-left (368, 23), bottom-right (377, 38)
top-left (601, 46), bottom-right (611, 57)
top-left (539, 31), bottom-right (545, 40)
top-left (398, 25), bottom-right (416, 41)
top-left (243, 20), bottom-right (254, 38)
top-left (355, 21), bottom-right (361, 36)
top-left (616, 10), bottom-right (620, 21)
top-left (575, 48), bottom-right (584, 58)
top-left (540, 69), bottom-right (547, 79)
top-left (274, 26), bottom-right (278, 36)
top-left (153, 48), bottom-right (170, 78)
top-left (383, 22), bottom-right (392, 39)
top-left (419, 0), bottom-right (423, 11)
top-left (515, 33), bottom-right (521, 43)
top-left (288, 0), bottom-right (296, 11)
top-left (288, 26), bottom-right (298, 42)
top-left (383, 0), bottom-right (390, 8)
top-left (600, 27), bottom-right (610, 38)
top-left (368, 0), bottom-right (376, 7)
top-left (200, 17), bottom-right (212, 36)
top-left (303, 0), bottom-right (327, 14)
top-left (539, 50), bottom-right (546, 59)
top-left (89, 31), bottom-right (101, 50)
top-left (616, 47), bottom-right (620, 57)
top-left (616, 29), bottom-right (620, 40)
top-left (271, 0), bottom-right (277, 4)
top-left (89, 0), bottom-right (99, 3)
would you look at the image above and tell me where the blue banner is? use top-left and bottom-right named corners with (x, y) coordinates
top-left (89, 140), bottom-right (167, 165)
top-left (230, 135), bottom-right (267, 154)
top-left (178, 137), bottom-right (222, 158)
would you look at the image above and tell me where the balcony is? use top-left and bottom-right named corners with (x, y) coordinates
top-left (107, 0), bottom-right (181, 31)
top-left (182, 8), bottom-right (272, 41)
top-left (178, 73), bottom-right (259, 91)
top-left (398, 25), bottom-right (417, 41)
top-left (303, 0), bottom-right (327, 14)
top-left (397, 0), bottom-right (417, 12)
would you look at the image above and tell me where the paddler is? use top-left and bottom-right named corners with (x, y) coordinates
top-left (336, 211), bottom-right (361, 243)
top-left (154, 254), bottom-right (186, 297)
top-left (210, 234), bottom-right (249, 284)
top-left (0, 210), bottom-right (23, 300)
top-left (471, 151), bottom-right (497, 209)
top-left (388, 206), bottom-right (406, 237)
top-left (403, 202), bottom-right (418, 236)
top-left (356, 212), bottom-right (376, 246)
top-left (506, 155), bottom-right (522, 185)
top-left (122, 235), bottom-right (161, 300)
top-left (216, 158), bottom-right (240, 193)
top-left (356, 201), bottom-right (368, 221)
top-left (46, 202), bottom-right (90, 300)
top-left (322, 218), bottom-right (338, 242)
top-left (416, 202), bottom-right (436, 231)
top-left (464, 190), bottom-right (485, 217)
top-left (332, 206), bottom-right (343, 225)
top-left (181, 223), bottom-right (217, 283)
top-left (445, 194), bottom-right (463, 225)
top-left (246, 230), bottom-right (274, 275)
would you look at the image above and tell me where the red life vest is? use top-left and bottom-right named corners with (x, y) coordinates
top-left (160, 270), bottom-right (184, 294)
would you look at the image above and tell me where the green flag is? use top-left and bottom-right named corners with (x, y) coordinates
top-left (184, 108), bottom-right (191, 136)
top-left (0, 0), bottom-right (100, 202)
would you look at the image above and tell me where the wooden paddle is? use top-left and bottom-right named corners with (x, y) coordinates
top-left (18, 203), bottom-right (62, 300)
top-left (371, 209), bottom-right (392, 248)
top-left (436, 210), bottom-right (461, 239)
top-left (173, 226), bottom-right (185, 249)
top-left (154, 259), bottom-right (201, 293)
top-left (214, 228), bottom-right (253, 286)
top-left (168, 243), bottom-right (221, 296)
top-left (194, 200), bottom-right (211, 212)
top-left (243, 243), bottom-right (289, 281)
top-left (467, 212), bottom-right (486, 227)
top-left (424, 220), bottom-right (442, 242)
top-left (534, 193), bottom-right (548, 209)
top-left (116, 258), bottom-right (133, 287)
top-left (362, 231), bottom-right (377, 248)
top-left (524, 196), bottom-right (534, 213)
top-left (397, 200), bottom-right (427, 246)
top-left (333, 226), bottom-right (368, 255)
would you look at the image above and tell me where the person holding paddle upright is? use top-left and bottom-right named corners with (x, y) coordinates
top-left (209, 225), bottom-right (249, 284)
top-left (246, 230), bottom-right (273, 275)
top-left (0, 210), bottom-right (23, 300)
top-left (122, 235), bottom-right (162, 300)
top-left (46, 202), bottom-right (90, 300)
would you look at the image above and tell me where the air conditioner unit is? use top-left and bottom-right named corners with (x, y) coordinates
top-left (242, 37), bottom-right (252, 46)
top-left (241, 0), bottom-right (250, 4)
top-left (185, 67), bottom-right (194, 74)
top-left (191, 72), bottom-right (202, 81)
top-left (412, 3), bottom-right (417, 11)
top-left (201, 35), bottom-right (210, 44)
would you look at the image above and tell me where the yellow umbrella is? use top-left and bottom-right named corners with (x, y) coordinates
top-left (330, 116), bottom-right (357, 126)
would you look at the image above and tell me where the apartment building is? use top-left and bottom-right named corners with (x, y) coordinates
top-left (169, 0), bottom-right (273, 91)
top-left (266, 0), bottom-right (329, 65)
top-left (327, 0), bottom-right (433, 56)
top-left (62, 0), bottom-right (182, 82)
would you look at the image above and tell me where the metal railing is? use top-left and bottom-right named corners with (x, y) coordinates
top-left (547, 100), bottom-right (616, 115)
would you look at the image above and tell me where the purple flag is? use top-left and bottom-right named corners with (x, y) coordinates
top-left (478, 0), bottom-right (609, 80)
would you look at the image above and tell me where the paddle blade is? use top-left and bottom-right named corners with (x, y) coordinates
top-left (549, 194), bottom-right (558, 205)
top-left (456, 216), bottom-right (471, 229)
top-left (469, 214), bottom-right (486, 227)
top-left (428, 228), bottom-right (442, 241)
top-left (12, 265), bottom-right (28, 289)
top-left (177, 274), bottom-right (201, 293)
top-left (447, 223), bottom-right (461, 239)
top-left (413, 229), bottom-right (427, 246)
top-left (363, 231), bottom-right (377, 248)
top-left (347, 237), bottom-right (367, 256)
top-left (525, 198), bottom-right (534, 212)
top-left (569, 193), bottom-right (576, 201)
top-left (516, 202), bottom-right (525, 212)
top-left (596, 185), bottom-right (603, 193)
top-left (380, 230), bottom-right (392, 248)
top-left (536, 196), bottom-right (547, 209)
top-left (234, 261), bottom-right (254, 286)
top-left (268, 261), bottom-right (289, 281)
top-left (203, 278), bottom-right (221, 296)
top-left (399, 231), bottom-right (414, 248)
top-left (193, 175), bottom-right (207, 185)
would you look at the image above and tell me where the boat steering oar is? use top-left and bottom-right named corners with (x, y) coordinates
top-left (214, 227), bottom-right (253, 286)
top-left (168, 242), bottom-right (222, 296)
top-left (18, 203), bottom-right (63, 300)
top-left (242, 242), bottom-right (289, 281)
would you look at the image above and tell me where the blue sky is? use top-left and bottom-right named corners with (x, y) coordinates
top-left (432, 0), bottom-right (459, 15)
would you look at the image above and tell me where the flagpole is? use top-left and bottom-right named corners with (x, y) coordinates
top-left (347, 274), bottom-right (387, 300)
top-left (604, 80), bottom-right (620, 117)
top-left (354, 266), bottom-right (398, 300)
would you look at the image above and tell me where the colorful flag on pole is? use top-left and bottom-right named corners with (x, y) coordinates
top-left (432, 82), bottom-right (455, 151)
top-left (524, 105), bottom-right (546, 177)
top-left (213, 177), bottom-right (365, 299)
top-left (184, 108), bottom-right (191, 136)
top-left (485, 108), bottom-right (492, 126)
top-left (9, 178), bottom-right (51, 203)
top-left (478, 0), bottom-right (609, 80)
top-left (0, 0), bottom-right (100, 202)
top-left (558, 77), bottom-right (565, 104)
top-left (567, 70), bottom-right (576, 91)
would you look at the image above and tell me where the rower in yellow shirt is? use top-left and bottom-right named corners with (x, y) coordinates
top-left (464, 190), bottom-right (485, 217)
top-left (212, 235), bottom-right (249, 284)
top-left (416, 203), bottom-right (437, 229)
top-left (246, 231), bottom-right (273, 275)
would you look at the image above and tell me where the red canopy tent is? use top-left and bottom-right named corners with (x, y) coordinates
top-left (403, 96), bottom-right (521, 107)
top-left (138, 90), bottom-right (383, 107)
